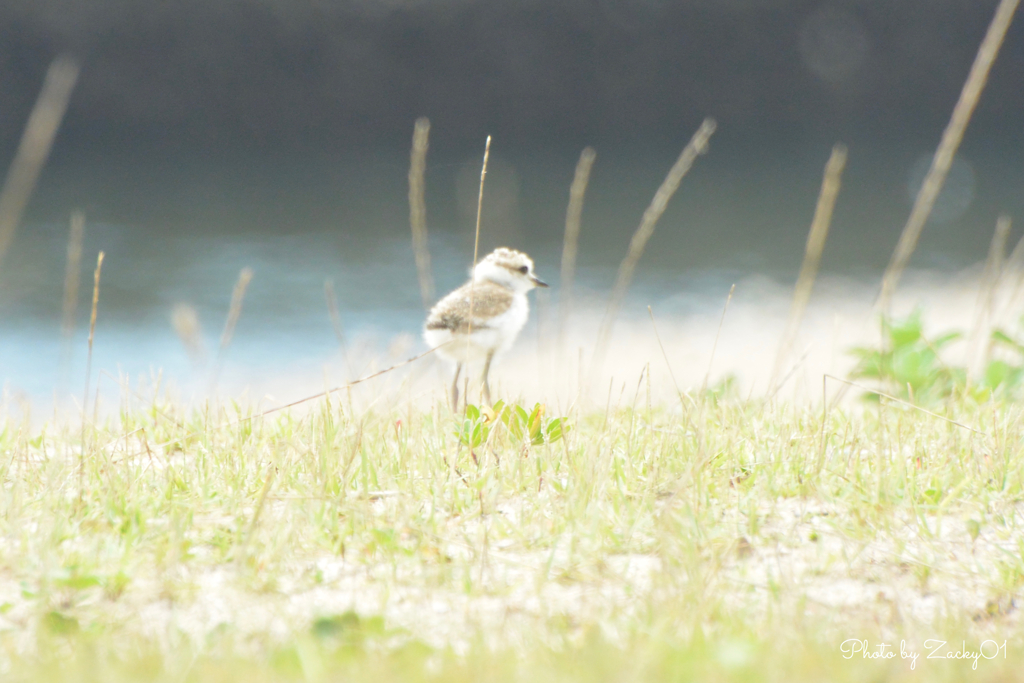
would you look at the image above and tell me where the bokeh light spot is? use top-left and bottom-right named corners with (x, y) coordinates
top-left (799, 4), bottom-right (869, 83)
top-left (907, 154), bottom-right (976, 225)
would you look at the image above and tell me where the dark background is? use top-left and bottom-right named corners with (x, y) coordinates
top-left (2, 0), bottom-right (1024, 399)
top-left (1, 0), bottom-right (1022, 266)
top-left (4, 0), bottom-right (1023, 150)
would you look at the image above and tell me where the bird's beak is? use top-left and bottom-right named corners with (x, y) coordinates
top-left (531, 276), bottom-right (549, 288)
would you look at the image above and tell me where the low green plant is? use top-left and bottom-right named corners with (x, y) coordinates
top-left (849, 311), bottom-right (964, 403)
top-left (493, 400), bottom-right (570, 446)
top-left (849, 311), bottom-right (1024, 403)
top-left (4, 357), bottom-right (1024, 682)
top-left (454, 401), bottom-right (571, 449)
top-left (704, 373), bottom-right (739, 402)
top-left (455, 404), bottom-right (492, 449)
top-left (986, 327), bottom-right (1024, 394)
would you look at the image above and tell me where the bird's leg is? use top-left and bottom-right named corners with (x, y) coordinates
top-left (481, 350), bottom-right (495, 406)
top-left (451, 363), bottom-right (462, 410)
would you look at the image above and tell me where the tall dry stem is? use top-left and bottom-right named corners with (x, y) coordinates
top-left (879, 0), bottom-right (1020, 310)
top-left (702, 283), bottom-right (735, 395)
top-left (80, 250), bottom-right (104, 503)
top-left (558, 147), bottom-right (596, 351)
top-left (220, 268), bottom-right (254, 350)
top-left (83, 251), bottom-right (105, 416)
top-left (324, 278), bottom-right (346, 347)
top-left (409, 117), bottom-right (434, 308)
top-left (1007, 227), bottom-right (1024, 273)
top-left (768, 144), bottom-right (847, 395)
top-left (211, 267), bottom-right (254, 386)
top-left (466, 136), bottom-right (492, 338)
top-left (968, 215), bottom-right (1011, 377)
top-left (60, 211), bottom-right (85, 377)
top-left (648, 306), bottom-right (693, 412)
top-left (592, 118), bottom-right (716, 372)
top-left (997, 220), bottom-right (1024, 321)
top-left (0, 56), bottom-right (79, 269)
top-left (172, 303), bottom-right (207, 367)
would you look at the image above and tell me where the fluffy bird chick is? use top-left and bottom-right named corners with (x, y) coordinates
top-left (424, 247), bottom-right (548, 408)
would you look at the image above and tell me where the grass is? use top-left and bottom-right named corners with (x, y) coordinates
top-left (2, 378), bottom-right (1023, 681)
top-left (851, 311), bottom-right (1024, 403)
top-left (3, 7), bottom-right (1021, 678)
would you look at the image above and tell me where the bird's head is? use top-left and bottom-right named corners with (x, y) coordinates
top-left (472, 247), bottom-right (548, 293)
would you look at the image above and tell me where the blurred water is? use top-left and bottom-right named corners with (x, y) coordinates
top-left (0, 227), bottom-right (748, 405)
top-left (1, 141), bottom-right (1021, 411)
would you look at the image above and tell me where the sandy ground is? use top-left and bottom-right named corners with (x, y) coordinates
top-left (1, 492), bottom-right (1018, 655)
top-left (199, 264), bottom-right (1024, 414)
top-left (6, 264), bottom-right (1023, 423)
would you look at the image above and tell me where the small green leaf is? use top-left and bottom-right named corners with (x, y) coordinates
top-left (545, 417), bottom-right (570, 444)
top-left (528, 404), bottom-right (544, 440)
top-left (104, 571), bottom-right (130, 599)
top-left (931, 331), bottom-right (962, 348)
top-left (471, 422), bottom-right (488, 448)
top-left (312, 611), bottom-right (360, 638)
top-left (59, 574), bottom-right (101, 590)
top-left (992, 329), bottom-right (1024, 351)
top-left (43, 611), bottom-right (79, 635)
top-left (514, 405), bottom-right (529, 424)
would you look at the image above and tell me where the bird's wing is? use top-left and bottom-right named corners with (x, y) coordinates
top-left (425, 282), bottom-right (514, 334)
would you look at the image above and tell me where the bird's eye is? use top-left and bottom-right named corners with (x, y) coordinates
top-left (518, 265), bottom-right (529, 274)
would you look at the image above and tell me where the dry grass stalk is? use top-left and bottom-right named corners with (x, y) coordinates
top-left (968, 215), bottom-right (1011, 377)
top-left (997, 220), bottom-right (1024, 321)
top-left (62, 211), bottom-right (86, 338)
top-left (592, 117), bottom-right (716, 371)
top-left (80, 250), bottom-right (104, 502)
top-left (767, 345), bottom-right (815, 402)
top-left (60, 211), bottom-right (85, 379)
top-left (466, 135), bottom-right (492, 338)
top-left (648, 305), bottom-right (692, 411)
top-left (768, 144), bottom-right (847, 396)
top-left (1007, 225), bottom-right (1024, 271)
top-left (459, 135), bottom-right (492, 408)
top-left (172, 303), bottom-right (207, 367)
top-left (878, 0), bottom-right (1020, 310)
top-left (211, 267), bottom-right (254, 385)
top-left (558, 146), bottom-right (597, 350)
top-left (83, 251), bottom-right (105, 414)
top-left (220, 267), bottom-right (254, 351)
top-left (702, 283), bottom-right (735, 395)
top-left (237, 462), bottom-right (277, 567)
top-left (324, 278), bottom-right (346, 346)
top-left (255, 342), bottom-right (451, 418)
top-left (0, 57), bottom-right (79, 269)
top-left (823, 374), bottom-right (985, 435)
top-left (408, 117), bottom-right (434, 308)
